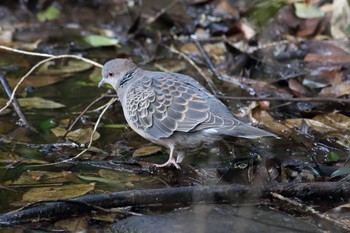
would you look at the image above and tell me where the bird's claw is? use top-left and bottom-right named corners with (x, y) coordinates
top-left (154, 158), bottom-right (181, 169)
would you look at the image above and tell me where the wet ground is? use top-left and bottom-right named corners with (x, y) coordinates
top-left (0, 0), bottom-right (349, 232)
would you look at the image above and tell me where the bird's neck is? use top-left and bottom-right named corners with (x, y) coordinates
top-left (117, 68), bottom-right (142, 101)
top-left (119, 68), bottom-right (138, 88)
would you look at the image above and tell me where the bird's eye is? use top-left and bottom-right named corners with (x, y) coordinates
top-left (108, 72), bottom-right (114, 77)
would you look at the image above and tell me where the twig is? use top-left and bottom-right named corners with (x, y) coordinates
top-left (0, 45), bottom-right (103, 68)
top-left (271, 192), bottom-right (350, 231)
top-left (20, 199), bottom-right (142, 216)
top-left (62, 94), bottom-right (118, 140)
top-left (33, 97), bottom-right (118, 168)
top-left (0, 73), bottom-right (36, 132)
top-left (0, 45), bottom-right (53, 58)
top-left (0, 54), bottom-right (102, 114)
top-left (0, 137), bottom-right (81, 149)
top-left (128, 0), bottom-right (181, 38)
top-left (165, 45), bottom-right (219, 94)
top-left (193, 39), bottom-right (226, 84)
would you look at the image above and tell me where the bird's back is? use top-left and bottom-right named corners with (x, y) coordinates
top-left (123, 70), bottom-right (278, 141)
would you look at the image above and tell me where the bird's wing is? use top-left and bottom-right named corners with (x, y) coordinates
top-left (126, 72), bottom-right (227, 139)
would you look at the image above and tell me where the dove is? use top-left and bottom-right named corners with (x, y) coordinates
top-left (99, 59), bottom-right (278, 169)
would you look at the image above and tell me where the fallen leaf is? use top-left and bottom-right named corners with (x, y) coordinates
top-left (37, 60), bottom-right (93, 75)
top-left (8, 74), bottom-right (71, 90)
top-left (213, 0), bottom-right (239, 19)
top-left (18, 97), bottom-right (65, 109)
top-left (37, 3), bottom-right (61, 22)
top-left (91, 213), bottom-right (116, 223)
top-left (253, 111), bottom-right (291, 137)
top-left (330, 166), bottom-right (350, 179)
top-left (331, 0), bottom-right (350, 39)
top-left (133, 146), bottom-right (162, 157)
top-left (22, 183), bottom-right (95, 201)
top-left (294, 2), bottom-right (325, 19)
top-left (104, 124), bottom-right (128, 129)
top-left (13, 171), bottom-right (76, 185)
top-left (98, 169), bottom-right (120, 180)
top-left (318, 81), bottom-right (350, 97)
top-left (83, 35), bottom-right (119, 47)
top-left (78, 174), bottom-right (123, 185)
top-left (51, 127), bottom-right (100, 144)
top-left (285, 118), bottom-right (336, 133)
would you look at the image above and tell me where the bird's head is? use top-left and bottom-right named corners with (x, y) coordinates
top-left (99, 58), bottom-right (138, 90)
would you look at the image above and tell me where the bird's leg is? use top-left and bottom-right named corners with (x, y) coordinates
top-left (154, 145), bottom-right (181, 169)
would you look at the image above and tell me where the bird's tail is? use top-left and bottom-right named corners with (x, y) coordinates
top-left (218, 123), bottom-right (280, 139)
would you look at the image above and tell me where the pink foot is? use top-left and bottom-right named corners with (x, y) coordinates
top-left (154, 158), bottom-right (181, 169)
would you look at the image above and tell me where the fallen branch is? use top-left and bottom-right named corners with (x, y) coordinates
top-left (271, 192), bottom-right (350, 231)
top-left (165, 45), bottom-right (219, 94)
top-left (0, 182), bottom-right (348, 225)
top-left (0, 73), bottom-right (36, 131)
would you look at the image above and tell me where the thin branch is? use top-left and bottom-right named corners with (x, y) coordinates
top-left (0, 73), bottom-right (36, 132)
top-left (193, 39), bottom-right (226, 84)
top-left (128, 0), bottom-right (181, 38)
top-left (0, 45), bottom-right (104, 67)
top-left (20, 199), bottom-right (142, 216)
top-left (0, 53), bottom-right (102, 113)
top-left (33, 97), bottom-right (118, 168)
top-left (165, 45), bottom-right (219, 94)
top-left (0, 45), bottom-right (53, 57)
top-left (0, 137), bottom-right (81, 149)
top-left (62, 94), bottom-right (119, 140)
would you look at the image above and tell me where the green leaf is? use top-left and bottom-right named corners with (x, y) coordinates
top-left (326, 151), bottom-right (341, 162)
top-left (294, 3), bottom-right (325, 19)
top-left (78, 174), bottom-right (123, 185)
top-left (83, 35), bottom-right (119, 47)
top-left (330, 166), bottom-right (350, 179)
top-left (40, 118), bottom-right (57, 130)
top-left (104, 124), bottom-right (128, 129)
top-left (37, 4), bottom-right (61, 22)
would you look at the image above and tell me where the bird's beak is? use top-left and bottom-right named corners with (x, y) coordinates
top-left (98, 78), bottom-right (105, 88)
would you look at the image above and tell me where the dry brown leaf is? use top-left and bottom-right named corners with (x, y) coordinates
top-left (254, 111), bottom-right (291, 137)
top-left (8, 74), bottom-right (71, 90)
top-left (133, 146), bottom-right (162, 157)
top-left (285, 118), bottom-right (336, 133)
top-left (213, 0), bottom-right (239, 19)
top-left (304, 53), bottom-right (350, 64)
top-left (319, 81), bottom-right (350, 97)
top-left (313, 113), bottom-right (350, 131)
top-left (18, 97), bottom-right (65, 109)
top-left (51, 127), bottom-right (100, 144)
